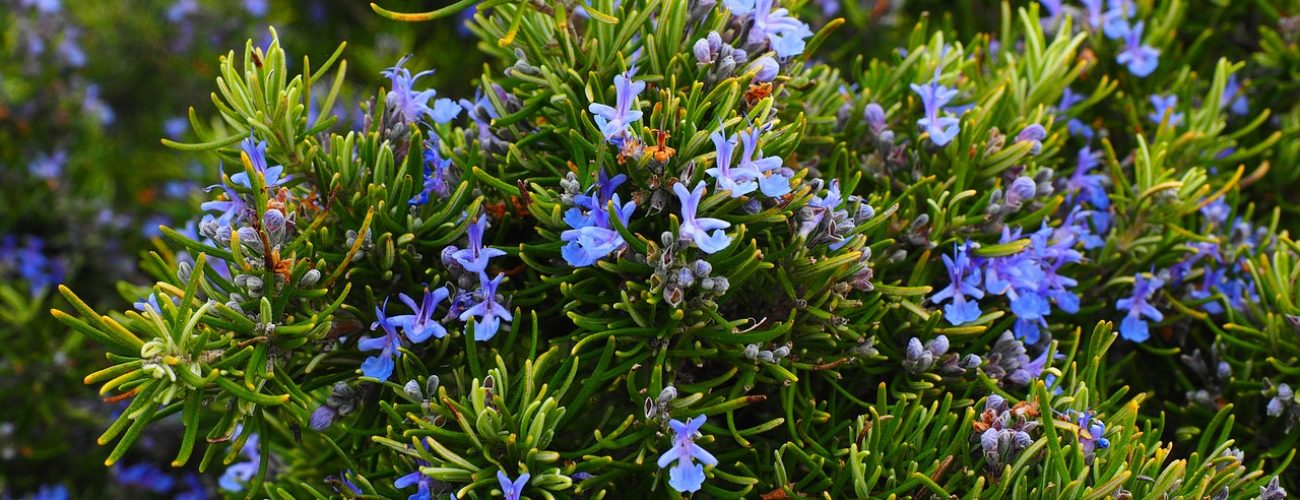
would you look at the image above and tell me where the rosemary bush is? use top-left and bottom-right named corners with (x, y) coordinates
top-left (10, 0), bottom-right (1300, 498)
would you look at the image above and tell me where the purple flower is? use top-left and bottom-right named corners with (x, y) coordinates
top-left (589, 69), bottom-right (645, 147)
top-left (451, 216), bottom-right (507, 273)
top-left (360, 304), bottom-right (403, 381)
top-left (1200, 197), bottom-right (1230, 227)
top-left (1220, 74), bottom-right (1248, 116)
top-left (1117, 272), bottom-right (1164, 342)
top-left (395, 460), bottom-right (437, 500)
top-left (231, 135), bottom-right (288, 189)
top-left (864, 102), bottom-right (888, 135)
top-left (1147, 94), bottom-right (1183, 127)
top-left (674, 181), bottom-right (732, 254)
top-left (1015, 124), bottom-right (1047, 155)
top-left (28, 150), bottom-right (66, 181)
top-left (706, 128), bottom-right (758, 197)
top-left (390, 287), bottom-right (451, 342)
top-left (562, 169), bottom-right (637, 267)
top-left (749, 56), bottom-right (779, 83)
top-left (1102, 0), bottom-right (1135, 39)
top-left (497, 471), bottom-right (530, 500)
top-left (1116, 21), bottom-right (1159, 78)
top-left (930, 240), bottom-right (984, 325)
top-left (911, 69), bottom-right (961, 147)
top-left (383, 55), bottom-right (449, 125)
top-left (219, 433), bottom-right (260, 492)
top-left (657, 415), bottom-right (717, 493)
top-left (1065, 146), bottom-right (1109, 209)
top-left (753, 0), bottom-right (814, 57)
top-left (82, 83), bottom-right (114, 124)
top-left (1073, 411), bottom-right (1111, 460)
top-left (459, 272), bottom-right (512, 341)
top-left (410, 141), bottom-right (455, 205)
top-left (737, 125), bottom-right (790, 197)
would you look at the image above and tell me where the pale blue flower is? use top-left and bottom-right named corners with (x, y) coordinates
top-left (674, 181), bottom-right (732, 254)
top-left (657, 415), bottom-right (717, 493)
top-left (459, 272), bottom-right (512, 341)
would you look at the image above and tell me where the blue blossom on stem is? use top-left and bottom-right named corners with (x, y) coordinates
top-left (751, 0), bottom-right (814, 58)
top-left (1147, 94), bottom-right (1183, 127)
top-left (232, 135), bottom-right (288, 189)
top-left (459, 272), bottom-right (512, 341)
top-left (113, 462), bottom-right (175, 493)
top-left (1116, 272), bottom-right (1164, 342)
top-left (410, 141), bottom-right (454, 205)
top-left (674, 181), bottom-right (732, 254)
top-left (390, 286), bottom-right (451, 342)
top-left (1102, 0), bottom-right (1135, 39)
top-left (29, 150), bottom-right (66, 181)
top-left (359, 304), bottom-right (403, 381)
top-left (1116, 21), bottom-right (1159, 78)
top-left (911, 68), bottom-right (961, 147)
top-left (748, 56), bottom-right (780, 83)
top-left (1072, 411), bottom-right (1111, 461)
top-left (219, 433), bottom-right (261, 492)
top-left (497, 471), bottom-right (530, 500)
top-left (588, 69), bottom-right (645, 147)
top-left (451, 216), bottom-right (507, 273)
top-left (657, 415), bottom-right (717, 493)
top-left (737, 125), bottom-right (791, 197)
top-left (1066, 146), bottom-right (1109, 209)
top-left (383, 55), bottom-right (449, 125)
top-left (706, 128), bottom-right (757, 197)
top-left (395, 461), bottom-right (438, 500)
top-left (1080, 0), bottom-right (1105, 31)
top-left (930, 240), bottom-right (985, 325)
top-left (562, 170), bottom-right (636, 267)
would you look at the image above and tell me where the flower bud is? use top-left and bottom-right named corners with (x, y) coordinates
top-left (693, 260), bottom-right (712, 277)
top-left (310, 405), bottom-right (338, 431)
top-left (299, 268), bottom-right (321, 287)
top-left (693, 38), bottom-right (714, 64)
top-left (404, 379), bottom-right (423, 400)
top-left (1005, 176), bottom-right (1037, 207)
top-left (749, 56), bottom-right (779, 83)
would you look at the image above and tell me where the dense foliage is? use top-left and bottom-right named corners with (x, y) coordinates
top-left (6, 0), bottom-right (1300, 498)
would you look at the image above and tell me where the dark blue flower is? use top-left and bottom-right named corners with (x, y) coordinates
top-left (410, 141), bottom-right (455, 206)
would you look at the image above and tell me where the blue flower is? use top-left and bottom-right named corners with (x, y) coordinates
top-left (732, 0), bottom-right (814, 58)
top-left (1116, 272), bottom-right (1164, 342)
top-left (0, 236), bottom-right (64, 294)
top-left (431, 98), bottom-right (463, 123)
top-left (1080, 0), bottom-right (1105, 31)
top-left (657, 415), bottom-right (717, 493)
top-left (911, 69), bottom-right (961, 147)
top-left (1221, 74), bottom-right (1248, 116)
top-left (749, 56), bottom-right (780, 83)
top-left (410, 141), bottom-right (455, 206)
top-left (219, 433), bottom-right (261, 492)
top-left (1147, 94), bottom-right (1183, 127)
top-left (29, 484), bottom-right (69, 500)
top-left (1072, 411), bottom-right (1111, 460)
top-left (390, 287), bottom-right (451, 342)
top-left (244, 0), bottom-right (267, 16)
top-left (1066, 146), bottom-right (1109, 209)
top-left (562, 170), bottom-right (637, 267)
top-left (28, 150), bottom-right (66, 181)
top-left (497, 471), bottom-right (530, 500)
top-left (21, 0), bottom-right (62, 14)
top-left (589, 69), bottom-right (645, 147)
top-left (451, 216), bottom-right (507, 273)
top-left (705, 128), bottom-right (758, 197)
top-left (231, 135), bottom-right (288, 189)
top-left (114, 462), bottom-right (176, 493)
top-left (359, 304), bottom-right (403, 381)
top-left (1057, 89), bottom-right (1094, 139)
top-left (383, 55), bottom-right (445, 125)
top-left (1200, 196), bottom-right (1230, 227)
top-left (930, 240), bottom-right (984, 325)
top-left (395, 460), bottom-right (437, 500)
top-left (1102, 0), bottom-right (1135, 39)
top-left (459, 272), bottom-right (512, 341)
top-left (737, 125), bottom-right (791, 197)
top-left (674, 181), bottom-right (732, 254)
top-left (1116, 21), bottom-right (1159, 78)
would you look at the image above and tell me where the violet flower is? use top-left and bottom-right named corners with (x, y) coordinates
top-left (589, 69), bottom-right (645, 147)
top-left (497, 471), bottom-right (530, 500)
top-left (930, 240), bottom-right (985, 325)
top-left (451, 216), bottom-right (507, 273)
top-left (657, 415), bottom-right (717, 493)
top-left (674, 181), bottom-right (732, 254)
top-left (459, 272), bottom-right (512, 341)
top-left (390, 287), bottom-right (451, 342)
top-left (1116, 272), bottom-right (1164, 342)
top-left (359, 304), bottom-right (403, 381)
top-left (1116, 21), bottom-right (1159, 78)
top-left (911, 68), bottom-right (961, 147)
